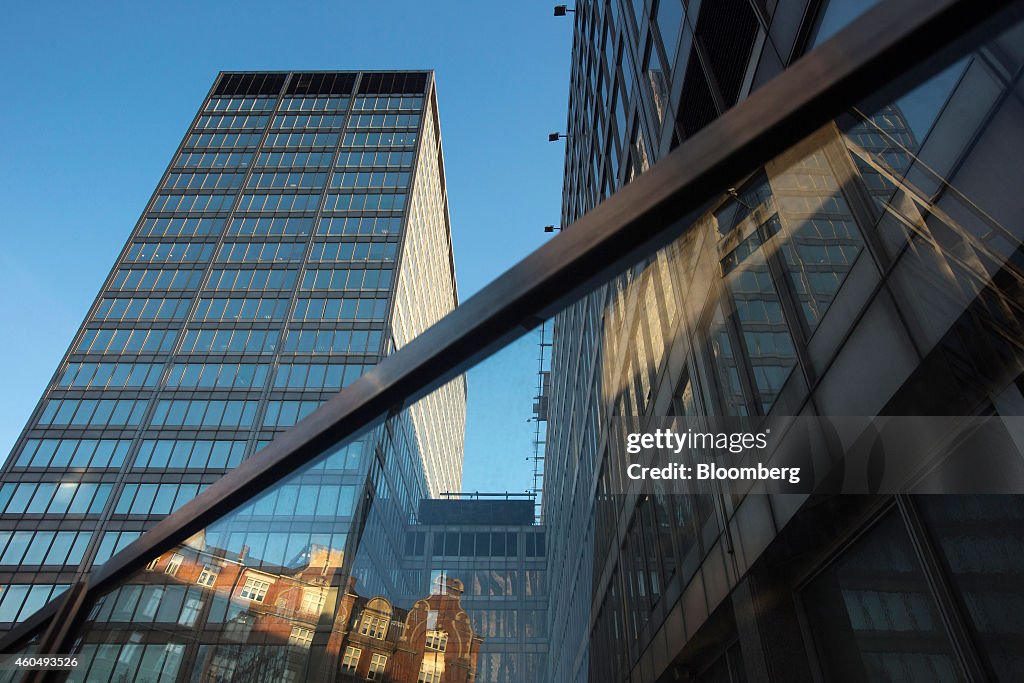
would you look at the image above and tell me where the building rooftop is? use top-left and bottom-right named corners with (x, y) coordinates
top-left (418, 497), bottom-right (535, 526)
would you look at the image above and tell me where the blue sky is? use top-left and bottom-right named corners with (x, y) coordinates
top-left (0, 2), bottom-right (571, 493)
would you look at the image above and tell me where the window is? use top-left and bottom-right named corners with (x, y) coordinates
top-left (14, 439), bottom-right (132, 469)
top-left (179, 597), bottom-right (202, 627)
top-left (135, 439), bottom-right (246, 470)
top-left (194, 113), bottom-right (269, 130)
top-left (227, 215), bottom-right (313, 237)
top-left (915, 497), bottom-right (1024, 680)
top-left (323, 192), bottom-right (406, 212)
top-left (111, 267), bottom-right (205, 291)
top-left (300, 267), bottom-right (394, 291)
top-left (330, 170), bottom-right (411, 189)
top-left (272, 364), bottom-right (369, 392)
top-left (175, 150), bottom-right (252, 170)
top-left (281, 328), bottom-right (383, 355)
top-left (77, 328), bottom-right (177, 354)
top-left (417, 659), bottom-right (442, 683)
top-left (272, 113), bottom-right (346, 128)
top-left (0, 481), bottom-right (113, 516)
top-left (247, 171), bottom-right (328, 190)
top-left (0, 584), bottom-right (69, 623)
top-left (317, 215), bottom-right (402, 236)
top-left (58, 362), bottom-right (163, 389)
top-left (239, 576), bottom-right (270, 602)
top-left (193, 296), bottom-right (290, 321)
top-left (149, 399), bottom-right (260, 429)
top-left (655, 0), bottom-right (683, 63)
top-left (113, 483), bottom-right (208, 516)
top-left (0, 530), bottom-right (92, 567)
top-left (342, 646), bottom-right (361, 673)
top-left (197, 564), bottom-right (219, 587)
top-left (205, 268), bottom-right (297, 291)
top-left (261, 399), bottom-right (329, 429)
top-left (802, 511), bottom-right (958, 680)
top-left (367, 653), bottom-right (387, 680)
top-left (525, 532), bottom-right (546, 557)
top-left (309, 241), bottom-right (397, 263)
top-left (430, 570), bottom-right (448, 595)
top-left (150, 192), bottom-right (237, 213)
top-left (424, 630), bottom-right (448, 652)
top-left (217, 241), bottom-right (306, 262)
top-left (289, 626), bottom-right (314, 648)
top-left (359, 613), bottom-right (389, 639)
top-left (139, 216), bottom-right (225, 238)
top-left (36, 398), bottom-right (149, 428)
top-left (179, 328), bottom-right (278, 355)
top-left (164, 553), bottom-right (183, 576)
top-left (290, 294), bottom-right (389, 321)
top-left (165, 362), bottom-right (270, 390)
top-left (300, 589), bottom-right (325, 615)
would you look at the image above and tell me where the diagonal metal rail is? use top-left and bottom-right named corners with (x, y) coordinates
top-left (2, 0), bottom-right (1020, 655)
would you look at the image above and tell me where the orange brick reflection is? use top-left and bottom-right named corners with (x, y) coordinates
top-left (132, 544), bottom-right (482, 682)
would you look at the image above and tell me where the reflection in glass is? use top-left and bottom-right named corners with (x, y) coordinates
top-left (802, 511), bottom-right (960, 682)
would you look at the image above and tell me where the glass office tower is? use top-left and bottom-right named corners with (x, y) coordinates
top-left (545, 1), bottom-right (1024, 682)
top-left (0, 70), bottom-right (466, 627)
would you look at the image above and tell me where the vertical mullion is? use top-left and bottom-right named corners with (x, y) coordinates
top-left (896, 495), bottom-right (989, 682)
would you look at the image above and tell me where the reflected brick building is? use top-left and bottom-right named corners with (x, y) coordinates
top-left (56, 494), bottom-right (544, 682)
top-left (403, 498), bottom-right (548, 683)
top-left (82, 540), bottom-right (482, 683)
top-left (335, 580), bottom-right (481, 683)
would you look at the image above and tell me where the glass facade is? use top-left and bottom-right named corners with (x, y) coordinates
top-left (0, 71), bottom-right (465, 627)
top-left (404, 499), bottom-right (548, 683)
top-left (545, 1), bottom-right (1024, 682)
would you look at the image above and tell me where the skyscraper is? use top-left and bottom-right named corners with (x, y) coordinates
top-left (544, 1), bottom-right (1024, 682)
top-left (0, 70), bottom-right (465, 629)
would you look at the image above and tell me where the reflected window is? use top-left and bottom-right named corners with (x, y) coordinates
top-left (360, 612), bottom-right (389, 639)
top-left (802, 511), bottom-right (960, 681)
top-left (342, 645), bottom-right (361, 673)
top-left (238, 576), bottom-right (270, 602)
top-left (916, 496), bottom-right (1024, 680)
top-left (425, 629), bottom-right (448, 652)
top-left (196, 564), bottom-right (219, 587)
top-left (300, 588), bottom-right (326, 616)
top-left (164, 554), bottom-right (183, 576)
top-left (368, 653), bottom-right (388, 680)
top-left (289, 625), bottom-right (314, 649)
top-left (770, 140), bottom-right (865, 333)
top-left (655, 0), bottom-right (683, 65)
top-left (430, 570), bottom-right (448, 595)
top-left (418, 658), bottom-right (442, 683)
